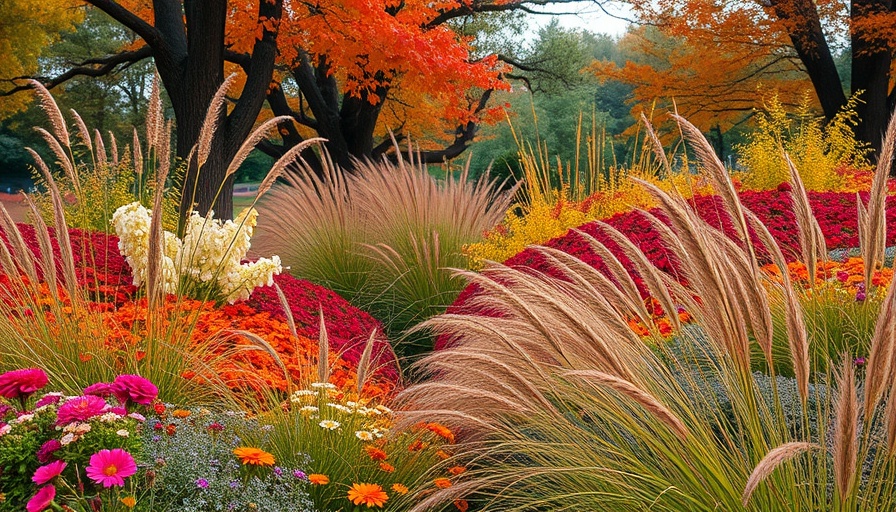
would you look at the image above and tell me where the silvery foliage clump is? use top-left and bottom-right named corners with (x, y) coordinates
top-left (141, 409), bottom-right (315, 512)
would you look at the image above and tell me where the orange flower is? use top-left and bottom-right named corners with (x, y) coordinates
top-left (435, 449), bottom-right (451, 460)
top-left (425, 423), bottom-right (455, 443)
top-left (171, 409), bottom-right (191, 418)
top-left (379, 462), bottom-right (395, 473)
top-left (365, 445), bottom-right (388, 461)
top-left (233, 447), bottom-right (275, 466)
top-left (454, 499), bottom-right (469, 512)
top-left (309, 473), bottom-right (330, 485)
top-left (347, 482), bottom-right (389, 508)
top-left (391, 483), bottom-right (409, 495)
top-left (448, 466), bottom-right (467, 475)
top-left (120, 496), bottom-right (136, 508)
top-left (434, 478), bottom-right (452, 489)
top-left (408, 439), bottom-right (428, 452)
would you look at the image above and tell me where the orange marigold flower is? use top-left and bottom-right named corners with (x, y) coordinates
top-left (347, 482), bottom-right (389, 508)
top-left (171, 409), bottom-right (191, 419)
top-left (233, 447), bottom-right (275, 466)
top-left (448, 466), bottom-right (467, 475)
top-left (379, 462), bottom-right (395, 473)
top-left (425, 422), bottom-right (455, 443)
top-left (309, 473), bottom-right (330, 485)
top-left (435, 449), bottom-right (451, 460)
top-left (120, 496), bottom-right (137, 508)
top-left (454, 499), bottom-right (469, 512)
top-left (391, 483), bottom-right (409, 495)
top-left (434, 478), bottom-right (452, 489)
top-left (408, 439), bottom-right (428, 452)
top-left (365, 445), bottom-right (388, 461)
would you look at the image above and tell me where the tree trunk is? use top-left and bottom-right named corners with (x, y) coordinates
top-left (851, 0), bottom-right (893, 157)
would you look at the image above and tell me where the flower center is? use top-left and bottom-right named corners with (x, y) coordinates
top-left (104, 464), bottom-right (118, 476)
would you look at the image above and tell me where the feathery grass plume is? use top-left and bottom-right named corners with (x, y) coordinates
top-left (133, 127), bottom-right (143, 177)
top-left (225, 116), bottom-right (295, 179)
top-left (887, 376), bottom-right (896, 457)
top-left (25, 147), bottom-right (78, 293)
top-left (866, 275), bottom-right (896, 415)
top-left (356, 330), bottom-right (377, 396)
top-left (28, 79), bottom-right (70, 147)
top-left (746, 210), bottom-right (810, 401)
top-left (585, 224), bottom-right (682, 332)
top-left (70, 109), bottom-right (92, 152)
top-left (859, 109), bottom-right (896, 289)
top-left (0, 198), bottom-right (38, 286)
top-left (742, 442), bottom-right (819, 506)
top-left (196, 73), bottom-right (238, 171)
top-left (254, 138), bottom-right (326, 199)
top-left (146, 72), bottom-right (163, 152)
top-left (22, 196), bottom-right (58, 296)
top-left (144, 140), bottom-right (173, 311)
top-left (34, 127), bottom-right (78, 195)
top-left (318, 309), bottom-right (330, 384)
top-left (566, 369), bottom-right (689, 440)
top-left (275, 283), bottom-right (299, 342)
top-left (94, 129), bottom-right (107, 167)
top-left (226, 329), bottom-right (292, 390)
top-left (640, 112), bottom-right (673, 176)
top-left (109, 131), bottom-right (119, 168)
top-left (785, 152), bottom-right (828, 286)
top-left (833, 354), bottom-right (858, 502)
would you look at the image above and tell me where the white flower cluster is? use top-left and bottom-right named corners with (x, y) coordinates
top-left (112, 203), bottom-right (282, 303)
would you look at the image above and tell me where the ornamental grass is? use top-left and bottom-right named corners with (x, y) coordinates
top-left (397, 112), bottom-right (896, 511)
top-left (252, 146), bottom-right (513, 362)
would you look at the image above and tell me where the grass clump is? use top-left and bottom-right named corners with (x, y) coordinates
top-left (252, 148), bottom-right (512, 362)
top-left (396, 113), bottom-right (896, 511)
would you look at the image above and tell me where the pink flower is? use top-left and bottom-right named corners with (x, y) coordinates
top-left (56, 395), bottom-right (107, 425)
top-left (112, 375), bottom-right (158, 406)
top-left (32, 460), bottom-right (67, 485)
top-left (34, 393), bottom-right (62, 408)
top-left (26, 485), bottom-right (55, 512)
top-left (85, 448), bottom-right (137, 487)
top-left (83, 382), bottom-right (114, 397)
top-left (36, 439), bottom-right (62, 463)
top-left (0, 368), bottom-right (48, 399)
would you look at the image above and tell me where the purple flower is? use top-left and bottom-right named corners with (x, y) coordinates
top-left (229, 480), bottom-right (240, 489)
top-left (112, 374), bottom-right (158, 406)
top-left (195, 478), bottom-right (209, 488)
top-left (856, 290), bottom-right (867, 302)
top-left (0, 368), bottom-right (48, 400)
top-left (855, 356), bottom-right (867, 367)
top-left (36, 439), bottom-right (62, 463)
top-left (293, 469), bottom-right (307, 480)
top-left (274, 466), bottom-right (283, 477)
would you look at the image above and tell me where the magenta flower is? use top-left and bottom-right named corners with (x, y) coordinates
top-left (112, 374), bottom-right (158, 406)
top-left (85, 448), bottom-right (137, 487)
top-left (83, 382), bottom-right (114, 397)
top-left (34, 393), bottom-right (62, 408)
top-left (56, 395), bottom-right (107, 425)
top-left (32, 460), bottom-right (67, 485)
top-left (26, 485), bottom-right (55, 512)
top-left (0, 368), bottom-right (48, 399)
top-left (36, 439), bottom-right (62, 463)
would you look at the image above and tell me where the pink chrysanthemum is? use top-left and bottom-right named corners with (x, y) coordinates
top-left (0, 368), bottom-right (48, 399)
top-left (85, 449), bottom-right (137, 488)
top-left (112, 375), bottom-right (158, 406)
top-left (56, 395), bottom-right (107, 425)
top-left (26, 485), bottom-right (55, 512)
top-left (32, 460), bottom-right (67, 485)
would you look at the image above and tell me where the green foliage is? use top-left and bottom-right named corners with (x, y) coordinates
top-left (737, 93), bottom-right (870, 191)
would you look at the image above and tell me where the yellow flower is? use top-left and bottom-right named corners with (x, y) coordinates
top-left (233, 447), bottom-right (275, 466)
top-left (347, 482), bottom-right (389, 508)
top-left (391, 483), bottom-right (409, 495)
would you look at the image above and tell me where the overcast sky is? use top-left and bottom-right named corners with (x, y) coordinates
top-left (529, 2), bottom-right (633, 37)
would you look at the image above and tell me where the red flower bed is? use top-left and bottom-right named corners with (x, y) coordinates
top-left (0, 224), bottom-right (399, 384)
top-left (439, 189), bottom-right (896, 349)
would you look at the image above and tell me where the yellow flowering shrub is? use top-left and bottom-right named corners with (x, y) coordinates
top-left (736, 92), bottom-right (870, 192)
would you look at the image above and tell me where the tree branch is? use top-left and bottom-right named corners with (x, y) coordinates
top-left (84, 0), bottom-right (163, 47)
top-left (2, 46), bottom-right (154, 96)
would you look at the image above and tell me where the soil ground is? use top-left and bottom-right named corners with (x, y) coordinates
top-left (0, 192), bottom-right (28, 223)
